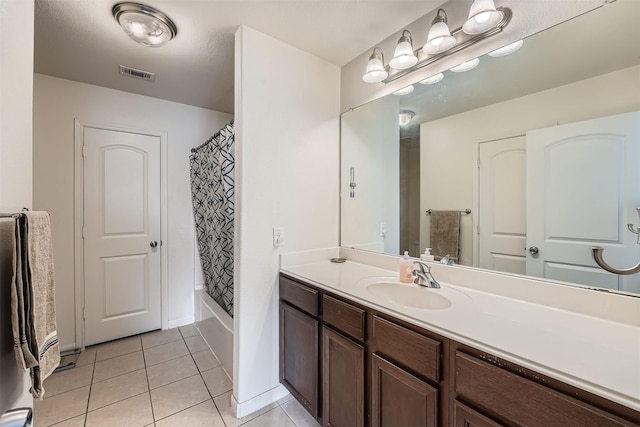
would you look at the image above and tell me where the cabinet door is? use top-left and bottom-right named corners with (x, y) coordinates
top-left (371, 354), bottom-right (438, 427)
top-left (322, 326), bottom-right (364, 427)
top-left (280, 302), bottom-right (319, 418)
top-left (453, 400), bottom-right (504, 427)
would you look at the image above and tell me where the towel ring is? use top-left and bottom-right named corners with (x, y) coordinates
top-left (591, 246), bottom-right (640, 275)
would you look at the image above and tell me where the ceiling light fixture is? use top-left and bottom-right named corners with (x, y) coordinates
top-left (393, 85), bottom-right (415, 96)
top-left (361, 4), bottom-right (511, 84)
top-left (399, 110), bottom-right (415, 126)
top-left (419, 73), bottom-right (444, 85)
top-left (112, 2), bottom-right (177, 47)
top-left (389, 30), bottom-right (419, 70)
top-left (424, 9), bottom-right (456, 55)
top-left (462, 0), bottom-right (505, 35)
top-left (362, 47), bottom-right (389, 83)
top-left (488, 39), bottom-right (524, 57)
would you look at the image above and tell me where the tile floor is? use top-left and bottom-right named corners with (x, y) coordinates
top-left (34, 324), bottom-right (320, 427)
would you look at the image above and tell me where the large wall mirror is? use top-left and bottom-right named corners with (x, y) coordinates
top-left (341, 0), bottom-right (640, 295)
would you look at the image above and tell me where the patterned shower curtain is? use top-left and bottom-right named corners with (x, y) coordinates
top-left (189, 121), bottom-right (235, 317)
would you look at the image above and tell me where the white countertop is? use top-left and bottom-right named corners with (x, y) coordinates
top-left (280, 248), bottom-right (640, 412)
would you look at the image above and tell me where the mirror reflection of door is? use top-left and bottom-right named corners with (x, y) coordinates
top-left (526, 111), bottom-right (640, 293)
top-left (478, 136), bottom-right (526, 274)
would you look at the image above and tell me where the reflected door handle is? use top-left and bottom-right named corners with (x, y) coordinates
top-left (529, 246), bottom-right (539, 255)
top-left (150, 241), bottom-right (158, 248)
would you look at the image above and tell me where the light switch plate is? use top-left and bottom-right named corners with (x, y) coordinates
top-left (273, 227), bottom-right (285, 247)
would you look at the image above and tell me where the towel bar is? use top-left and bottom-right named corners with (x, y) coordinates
top-left (0, 213), bottom-right (23, 218)
top-left (426, 209), bottom-right (471, 215)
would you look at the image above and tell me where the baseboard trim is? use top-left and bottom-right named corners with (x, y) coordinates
top-left (167, 316), bottom-right (195, 329)
top-left (233, 384), bottom-right (290, 418)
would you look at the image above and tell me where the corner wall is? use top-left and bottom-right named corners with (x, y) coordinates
top-left (234, 26), bottom-right (340, 413)
top-left (0, 0), bottom-right (34, 414)
top-left (32, 74), bottom-right (233, 350)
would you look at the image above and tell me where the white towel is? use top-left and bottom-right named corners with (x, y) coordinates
top-left (11, 212), bottom-right (60, 398)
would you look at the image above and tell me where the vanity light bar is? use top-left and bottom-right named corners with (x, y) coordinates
top-left (376, 7), bottom-right (512, 84)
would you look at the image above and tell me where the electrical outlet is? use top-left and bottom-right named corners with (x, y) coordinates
top-left (379, 222), bottom-right (387, 237)
top-left (273, 227), bottom-right (285, 247)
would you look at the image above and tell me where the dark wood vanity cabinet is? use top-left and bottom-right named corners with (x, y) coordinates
top-left (279, 276), bottom-right (319, 418)
top-left (322, 294), bottom-right (366, 427)
top-left (371, 315), bottom-right (443, 427)
top-left (452, 349), bottom-right (640, 427)
top-left (280, 274), bottom-right (446, 426)
top-left (279, 273), bottom-right (640, 427)
top-left (371, 353), bottom-right (438, 427)
top-left (322, 326), bottom-right (364, 427)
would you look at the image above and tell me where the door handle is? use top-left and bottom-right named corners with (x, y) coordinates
top-left (150, 241), bottom-right (158, 248)
top-left (529, 246), bottom-right (539, 255)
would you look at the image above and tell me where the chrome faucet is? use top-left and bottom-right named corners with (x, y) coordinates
top-left (412, 261), bottom-right (441, 289)
top-left (439, 254), bottom-right (456, 265)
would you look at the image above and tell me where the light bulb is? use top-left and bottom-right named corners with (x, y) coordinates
top-left (474, 11), bottom-right (491, 23)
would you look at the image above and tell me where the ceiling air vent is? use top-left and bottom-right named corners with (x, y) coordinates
top-left (119, 65), bottom-right (155, 82)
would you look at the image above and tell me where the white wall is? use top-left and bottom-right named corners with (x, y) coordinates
top-left (0, 0), bottom-right (34, 414)
top-left (32, 74), bottom-right (233, 350)
top-left (420, 65), bottom-right (640, 265)
top-left (341, 95), bottom-right (399, 254)
top-left (234, 26), bottom-right (340, 412)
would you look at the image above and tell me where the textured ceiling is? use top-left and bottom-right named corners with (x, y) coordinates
top-left (34, 0), bottom-right (444, 113)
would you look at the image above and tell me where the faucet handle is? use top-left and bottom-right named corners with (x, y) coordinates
top-left (413, 260), bottom-right (431, 274)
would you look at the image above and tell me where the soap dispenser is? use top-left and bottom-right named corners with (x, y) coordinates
top-left (420, 248), bottom-right (435, 262)
top-left (399, 251), bottom-right (414, 283)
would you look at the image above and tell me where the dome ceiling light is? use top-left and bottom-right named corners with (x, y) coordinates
top-left (112, 2), bottom-right (178, 47)
top-left (399, 110), bottom-right (416, 126)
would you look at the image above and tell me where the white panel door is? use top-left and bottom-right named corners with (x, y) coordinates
top-left (478, 136), bottom-right (526, 274)
top-left (526, 111), bottom-right (640, 292)
top-left (83, 127), bottom-right (161, 345)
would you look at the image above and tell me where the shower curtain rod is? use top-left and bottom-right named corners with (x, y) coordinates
top-left (191, 119), bottom-right (235, 153)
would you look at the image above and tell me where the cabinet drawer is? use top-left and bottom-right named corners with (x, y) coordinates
top-left (322, 294), bottom-right (366, 342)
top-left (280, 275), bottom-right (318, 316)
top-left (372, 316), bottom-right (441, 383)
top-left (455, 351), bottom-right (636, 427)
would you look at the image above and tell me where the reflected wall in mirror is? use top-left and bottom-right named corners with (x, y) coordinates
top-left (340, 0), bottom-right (640, 294)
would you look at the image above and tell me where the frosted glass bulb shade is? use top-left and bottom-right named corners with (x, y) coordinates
top-left (424, 22), bottom-right (456, 54)
top-left (419, 73), bottom-right (444, 85)
top-left (450, 58), bottom-right (480, 72)
top-left (113, 3), bottom-right (177, 47)
top-left (390, 41), bottom-right (418, 69)
top-left (462, 0), bottom-right (504, 35)
top-left (362, 48), bottom-right (388, 83)
top-left (393, 85), bottom-right (415, 96)
top-left (488, 39), bottom-right (524, 57)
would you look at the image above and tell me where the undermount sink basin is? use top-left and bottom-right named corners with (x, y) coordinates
top-left (365, 281), bottom-right (452, 310)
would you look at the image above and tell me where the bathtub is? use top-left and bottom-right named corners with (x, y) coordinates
top-left (194, 289), bottom-right (233, 378)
